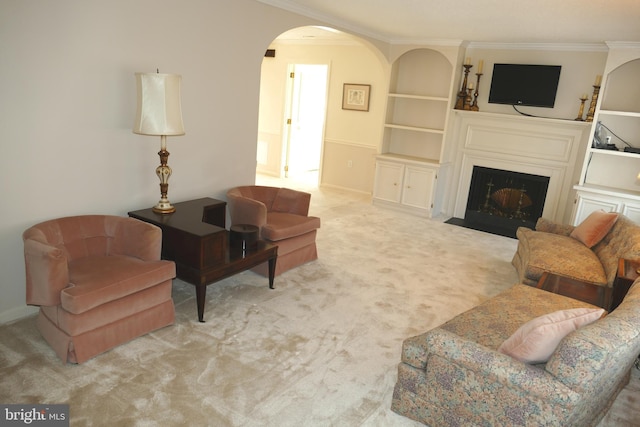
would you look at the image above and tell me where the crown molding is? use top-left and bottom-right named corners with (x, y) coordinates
top-left (605, 41), bottom-right (640, 49)
top-left (273, 38), bottom-right (360, 47)
top-left (467, 42), bottom-right (608, 52)
top-left (387, 38), bottom-right (466, 47)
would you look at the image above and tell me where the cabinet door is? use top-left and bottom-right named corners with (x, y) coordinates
top-left (574, 193), bottom-right (622, 225)
top-left (401, 165), bottom-right (436, 210)
top-left (373, 161), bottom-right (404, 203)
top-left (621, 202), bottom-right (640, 224)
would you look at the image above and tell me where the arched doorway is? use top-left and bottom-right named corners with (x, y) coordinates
top-left (256, 26), bottom-right (389, 192)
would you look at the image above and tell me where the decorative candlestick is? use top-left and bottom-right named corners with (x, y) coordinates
top-left (575, 94), bottom-right (588, 121)
top-left (585, 85), bottom-right (600, 122)
top-left (455, 64), bottom-right (473, 110)
top-left (464, 87), bottom-right (473, 110)
top-left (585, 75), bottom-right (602, 122)
top-left (470, 72), bottom-right (483, 111)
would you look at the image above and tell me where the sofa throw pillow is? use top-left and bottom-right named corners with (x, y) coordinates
top-left (498, 307), bottom-right (605, 364)
top-left (570, 210), bottom-right (618, 248)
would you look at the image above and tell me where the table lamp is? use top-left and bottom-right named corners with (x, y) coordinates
top-left (133, 71), bottom-right (185, 213)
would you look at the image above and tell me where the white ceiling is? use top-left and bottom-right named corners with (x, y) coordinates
top-left (258, 0), bottom-right (640, 45)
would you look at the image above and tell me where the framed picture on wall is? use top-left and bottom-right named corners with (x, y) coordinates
top-left (342, 83), bottom-right (371, 111)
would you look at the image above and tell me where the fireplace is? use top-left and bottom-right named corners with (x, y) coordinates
top-left (450, 166), bottom-right (550, 238)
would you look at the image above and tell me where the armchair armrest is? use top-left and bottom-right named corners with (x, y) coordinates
top-left (112, 217), bottom-right (162, 261)
top-left (535, 217), bottom-right (575, 236)
top-left (23, 238), bottom-right (68, 306)
top-left (420, 329), bottom-right (580, 406)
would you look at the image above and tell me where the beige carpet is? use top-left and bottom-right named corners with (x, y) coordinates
top-left (1, 182), bottom-right (638, 426)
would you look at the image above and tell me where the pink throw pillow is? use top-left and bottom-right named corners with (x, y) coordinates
top-left (570, 211), bottom-right (618, 248)
top-left (498, 307), bottom-right (605, 364)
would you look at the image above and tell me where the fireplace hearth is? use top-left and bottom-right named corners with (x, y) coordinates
top-left (447, 166), bottom-right (550, 238)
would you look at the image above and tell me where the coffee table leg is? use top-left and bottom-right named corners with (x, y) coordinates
top-left (196, 284), bottom-right (206, 322)
top-left (268, 255), bottom-right (276, 289)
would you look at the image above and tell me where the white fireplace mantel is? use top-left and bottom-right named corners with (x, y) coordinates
top-left (445, 111), bottom-right (592, 224)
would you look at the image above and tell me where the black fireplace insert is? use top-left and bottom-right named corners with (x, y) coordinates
top-left (447, 166), bottom-right (550, 238)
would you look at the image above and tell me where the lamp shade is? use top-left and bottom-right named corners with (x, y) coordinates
top-left (133, 72), bottom-right (185, 136)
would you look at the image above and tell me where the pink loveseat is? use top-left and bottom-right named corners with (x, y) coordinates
top-left (23, 215), bottom-right (176, 363)
top-left (226, 186), bottom-right (320, 276)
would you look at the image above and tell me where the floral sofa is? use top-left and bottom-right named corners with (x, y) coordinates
top-left (391, 281), bottom-right (640, 426)
top-left (512, 213), bottom-right (640, 287)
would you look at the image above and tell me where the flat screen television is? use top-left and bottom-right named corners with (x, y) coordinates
top-left (488, 64), bottom-right (562, 108)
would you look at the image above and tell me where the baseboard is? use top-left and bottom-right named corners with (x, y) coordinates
top-left (0, 305), bottom-right (38, 325)
top-left (319, 182), bottom-right (372, 196)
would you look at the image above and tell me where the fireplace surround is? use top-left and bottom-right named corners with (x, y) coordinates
top-left (446, 111), bottom-right (591, 236)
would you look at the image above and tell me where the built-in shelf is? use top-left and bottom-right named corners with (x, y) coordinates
top-left (377, 152), bottom-right (440, 165)
top-left (575, 183), bottom-right (640, 199)
top-left (589, 148), bottom-right (640, 159)
top-left (599, 110), bottom-right (640, 118)
top-left (573, 46), bottom-right (640, 225)
top-left (374, 47), bottom-right (455, 218)
top-left (383, 123), bottom-right (444, 134)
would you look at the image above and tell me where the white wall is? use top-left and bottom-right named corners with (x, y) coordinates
top-left (0, 0), bottom-right (337, 323)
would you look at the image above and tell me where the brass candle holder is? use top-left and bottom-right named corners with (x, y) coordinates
top-left (575, 94), bottom-right (588, 121)
top-left (470, 73), bottom-right (483, 111)
top-left (585, 84), bottom-right (601, 122)
top-left (455, 64), bottom-right (473, 110)
top-left (463, 87), bottom-right (473, 110)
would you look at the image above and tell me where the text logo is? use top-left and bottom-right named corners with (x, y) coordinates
top-left (1, 405), bottom-right (69, 426)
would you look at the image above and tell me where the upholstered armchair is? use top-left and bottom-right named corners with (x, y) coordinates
top-left (23, 215), bottom-right (176, 363)
top-left (226, 186), bottom-right (320, 276)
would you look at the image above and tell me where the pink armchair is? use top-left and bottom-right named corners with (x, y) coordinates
top-left (226, 186), bottom-right (320, 276)
top-left (23, 215), bottom-right (176, 363)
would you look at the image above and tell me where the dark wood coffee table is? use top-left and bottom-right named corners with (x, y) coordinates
top-left (129, 197), bottom-right (277, 322)
top-left (536, 272), bottom-right (609, 309)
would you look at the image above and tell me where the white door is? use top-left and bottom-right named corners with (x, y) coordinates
top-left (284, 64), bottom-right (328, 181)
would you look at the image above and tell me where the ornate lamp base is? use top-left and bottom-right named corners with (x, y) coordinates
top-left (153, 199), bottom-right (176, 214)
top-left (153, 135), bottom-right (176, 214)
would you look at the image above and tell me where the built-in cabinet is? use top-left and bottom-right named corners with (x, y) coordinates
top-left (573, 43), bottom-right (640, 225)
top-left (373, 158), bottom-right (438, 215)
top-left (574, 187), bottom-right (640, 224)
top-left (373, 47), bottom-right (456, 217)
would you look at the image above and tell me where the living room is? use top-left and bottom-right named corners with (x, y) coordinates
top-left (2, 0), bottom-right (640, 425)
top-left (1, 0), bottom-right (637, 324)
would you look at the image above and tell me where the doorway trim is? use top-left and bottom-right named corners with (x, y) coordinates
top-left (281, 62), bottom-right (330, 185)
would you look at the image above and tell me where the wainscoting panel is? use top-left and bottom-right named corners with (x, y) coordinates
top-left (321, 139), bottom-right (377, 194)
top-left (256, 131), bottom-right (282, 177)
